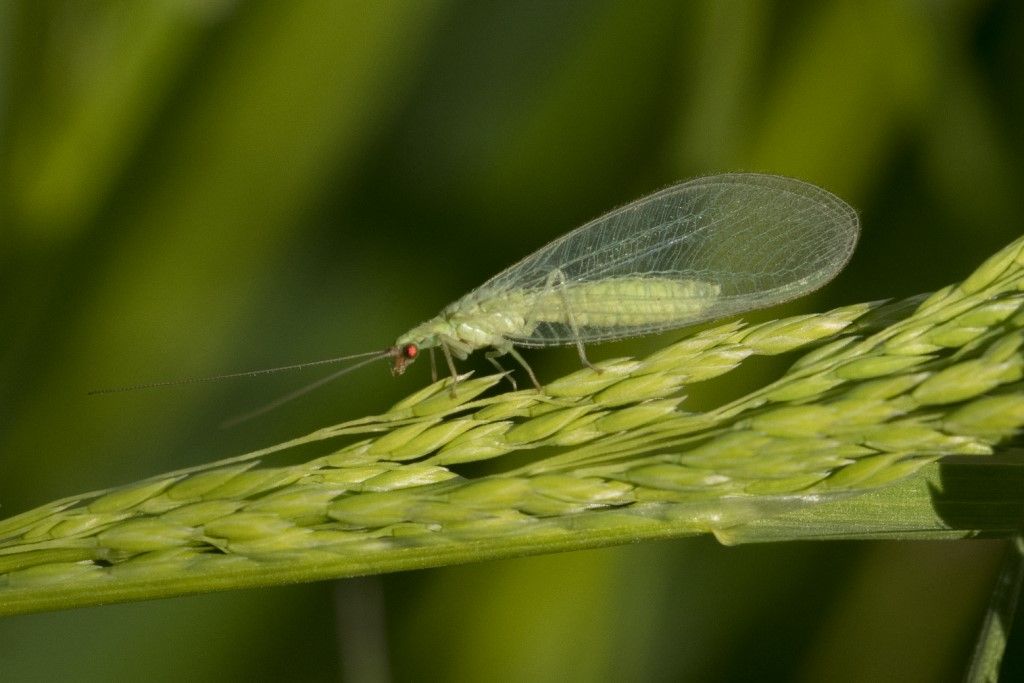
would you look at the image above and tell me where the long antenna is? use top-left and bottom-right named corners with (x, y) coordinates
top-left (88, 349), bottom-right (390, 395)
top-left (220, 354), bottom-right (387, 428)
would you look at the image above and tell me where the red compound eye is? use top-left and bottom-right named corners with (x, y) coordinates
top-left (403, 344), bottom-right (419, 359)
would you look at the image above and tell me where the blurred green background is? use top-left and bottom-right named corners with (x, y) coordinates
top-left (1, 1), bottom-right (1022, 680)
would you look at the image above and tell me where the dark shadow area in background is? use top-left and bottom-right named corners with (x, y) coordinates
top-left (935, 451), bottom-right (1024, 679)
top-left (934, 453), bottom-right (1024, 537)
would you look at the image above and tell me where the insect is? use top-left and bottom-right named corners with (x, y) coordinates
top-left (384, 172), bottom-right (859, 388)
top-left (94, 173), bottom-right (859, 419)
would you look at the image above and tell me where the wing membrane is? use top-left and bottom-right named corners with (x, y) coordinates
top-left (453, 174), bottom-right (859, 347)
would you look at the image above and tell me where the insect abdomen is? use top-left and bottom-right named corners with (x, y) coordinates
top-left (530, 278), bottom-right (720, 327)
top-left (452, 277), bottom-right (720, 340)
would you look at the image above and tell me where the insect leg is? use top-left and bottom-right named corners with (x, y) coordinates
top-left (548, 269), bottom-right (599, 372)
top-left (429, 347), bottom-right (438, 383)
top-left (441, 342), bottom-right (460, 396)
top-left (484, 350), bottom-right (517, 390)
top-left (506, 347), bottom-right (541, 390)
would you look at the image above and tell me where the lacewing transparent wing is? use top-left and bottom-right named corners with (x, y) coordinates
top-left (411, 173), bottom-right (859, 356)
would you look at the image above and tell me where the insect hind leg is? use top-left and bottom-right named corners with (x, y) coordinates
top-left (506, 347), bottom-right (542, 390)
top-left (484, 350), bottom-right (517, 390)
top-left (545, 269), bottom-right (600, 372)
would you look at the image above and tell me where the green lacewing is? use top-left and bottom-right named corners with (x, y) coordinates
top-left (94, 173), bottom-right (859, 419)
top-left (388, 172), bottom-right (858, 385)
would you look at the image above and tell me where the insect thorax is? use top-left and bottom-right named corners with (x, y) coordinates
top-left (396, 315), bottom-right (501, 359)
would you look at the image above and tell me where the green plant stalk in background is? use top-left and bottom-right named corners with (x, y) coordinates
top-left (2, 236), bottom-right (1023, 624)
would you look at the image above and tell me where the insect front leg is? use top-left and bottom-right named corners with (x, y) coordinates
top-left (440, 342), bottom-right (461, 396)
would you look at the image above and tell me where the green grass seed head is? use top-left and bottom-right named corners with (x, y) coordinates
top-left (7, 234), bottom-right (1024, 613)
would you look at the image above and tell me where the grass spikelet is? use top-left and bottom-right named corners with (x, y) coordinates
top-left (356, 464), bottom-right (458, 492)
top-left (593, 398), bottom-right (683, 433)
top-left (737, 307), bottom-right (864, 354)
top-left (87, 479), bottom-right (181, 514)
top-left (160, 501), bottom-right (245, 526)
top-left (943, 394), bottom-right (1024, 439)
top-left (912, 357), bottom-right (1022, 405)
top-left (164, 465), bottom-right (257, 500)
top-left (834, 354), bottom-right (931, 380)
top-left (204, 513), bottom-right (295, 542)
top-left (503, 406), bottom-right (594, 443)
top-left (747, 406), bottom-right (838, 438)
top-left (410, 374), bottom-right (504, 416)
top-left (429, 423), bottom-right (515, 465)
top-left (959, 236), bottom-right (1024, 294)
top-left (761, 374), bottom-right (845, 402)
top-left (97, 519), bottom-right (196, 552)
top-left (48, 513), bottom-right (127, 539)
